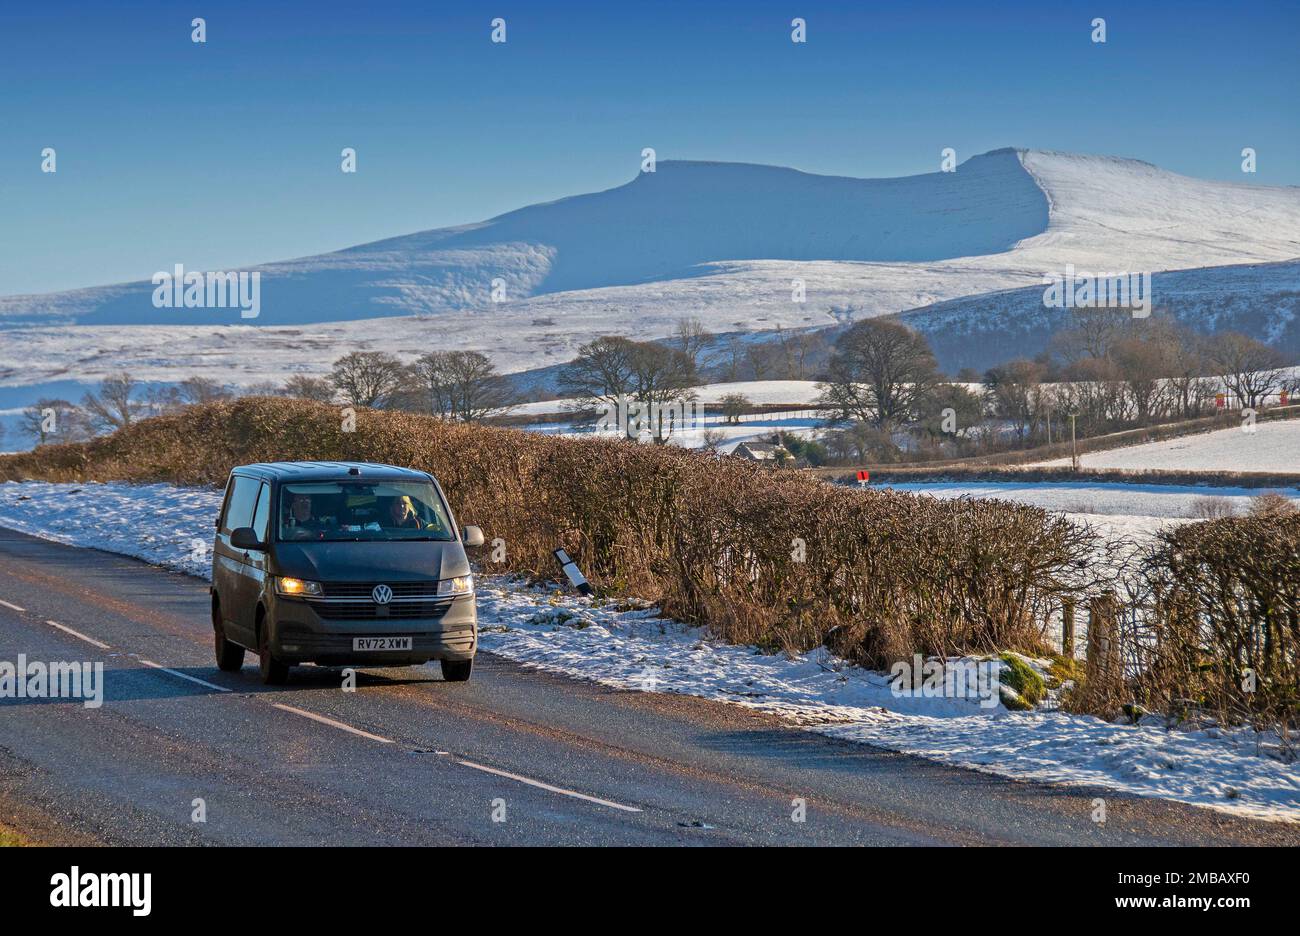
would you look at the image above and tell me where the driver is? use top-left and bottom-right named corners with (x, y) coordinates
top-left (285, 493), bottom-right (326, 538)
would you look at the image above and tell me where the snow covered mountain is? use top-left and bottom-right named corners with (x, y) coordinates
top-left (2, 149), bottom-right (1051, 327)
top-left (2, 147), bottom-right (1298, 408)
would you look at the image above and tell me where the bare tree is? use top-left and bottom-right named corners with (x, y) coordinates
top-left (329, 351), bottom-right (406, 408)
top-left (411, 350), bottom-right (512, 422)
top-left (720, 393), bottom-right (751, 425)
top-left (1111, 333), bottom-right (1177, 424)
top-left (81, 372), bottom-right (143, 431)
top-left (558, 336), bottom-right (696, 442)
top-left (673, 317), bottom-right (712, 370)
top-left (178, 376), bottom-right (234, 405)
top-left (774, 326), bottom-right (820, 380)
top-left (1165, 328), bottom-right (1211, 419)
top-left (745, 342), bottom-right (775, 380)
top-left (1205, 331), bottom-right (1286, 409)
top-left (721, 336), bottom-right (746, 382)
top-left (22, 399), bottom-right (94, 445)
top-left (1058, 356), bottom-right (1126, 434)
top-left (1049, 307), bottom-right (1130, 364)
top-left (701, 428), bottom-right (728, 452)
top-left (282, 375), bottom-right (337, 402)
top-left (984, 360), bottom-right (1048, 443)
top-left (818, 319), bottom-right (939, 429)
top-left (557, 336), bottom-right (638, 413)
top-left (916, 382), bottom-right (985, 441)
top-left (628, 341), bottom-right (698, 443)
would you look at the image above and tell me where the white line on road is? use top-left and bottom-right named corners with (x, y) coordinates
top-left (137, 659), bottom-right (231, 693)
top-left (44, 619), bottom-right (111, 650)
top-left (0, 598), bottom-right (26, 612)
top-left (271, 703), bottom-right (395, 744)
top-left (34, 610), bottom-right (637, 816)
top-left (455, 758), bottom-right (643, 813)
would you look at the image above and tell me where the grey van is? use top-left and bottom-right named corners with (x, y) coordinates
top-left (210, 462), bottom-right (484, 685)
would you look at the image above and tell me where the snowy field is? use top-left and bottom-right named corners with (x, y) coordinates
top-left (880, 479), bottom-right (1297, 521)
top-left (514, 380), bottom-right (826, 453)
top-left (1, 479), bottom-right (1297, 822)
top-left (1036, 418), bottom-right (1300, 473)
top-left (512, 380), bottom-right (824, 416)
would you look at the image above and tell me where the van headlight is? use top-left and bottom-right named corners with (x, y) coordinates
top-left (276, 576), bottom-right (324, 597)
top-left (438, 574), bottom-right (474, 597)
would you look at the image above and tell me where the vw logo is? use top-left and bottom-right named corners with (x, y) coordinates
top-left (371, 584), bottom-right (393, 605)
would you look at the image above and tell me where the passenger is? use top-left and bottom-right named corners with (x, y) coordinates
top-left (386, 495), bottom-right (423, 530)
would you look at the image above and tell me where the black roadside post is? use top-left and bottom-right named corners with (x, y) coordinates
top-left (553, 548), bottom-right (593, 596)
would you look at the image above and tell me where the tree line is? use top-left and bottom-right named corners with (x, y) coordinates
top-left (817, 310), bottom-right (1297, 463)
top-left (18, 349), bottom-right (514, 446)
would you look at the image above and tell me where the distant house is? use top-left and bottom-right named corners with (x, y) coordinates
top-left (731, 441), bottom-right (790, 463)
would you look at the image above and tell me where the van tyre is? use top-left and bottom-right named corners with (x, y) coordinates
top-left (258, 623), bottom-right (290, 685)
top-left (214, 619), bottom-right (245, 671)
top-left (441, 658), bottom-right (473, 682)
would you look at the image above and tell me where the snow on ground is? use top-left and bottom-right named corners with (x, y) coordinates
top-left (515, 382), bottom-right (827, 451)
top-left (1035, 419), bottom-right (1300, 473)
top-left (1, 479), bottom-right (1297, 821)
top-left (513, 381), bottom-right (824, 416)
top-left (879, 480), bottom-right (1297, 521)
top-left (526, 414), bottom-right (824, 453)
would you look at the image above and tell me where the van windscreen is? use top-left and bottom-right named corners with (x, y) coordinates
top-left (278, 481), bottom-right (455, 542)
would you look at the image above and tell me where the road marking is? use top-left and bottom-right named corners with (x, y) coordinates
top-left (271, 703), bottom-right (394, 744)
top-left (44, 619), bottom-right (111, 650)
top-left (35, 608), bottom-right (635, 815)
top-left (455, 758), bottom-right (643, 813)
top-left (0, 598), bottom-right (25, 612)
top-left (137, 659), bottom-right (231, 693)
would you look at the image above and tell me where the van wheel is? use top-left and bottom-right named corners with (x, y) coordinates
top-left (258, 622), bottom-right (290, 685)
top-left (441, 658), bottom-right (473, 682)
top-left (213, 610), bottom-right (245, 672)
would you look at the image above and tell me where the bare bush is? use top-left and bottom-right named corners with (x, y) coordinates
top-left (1188, 496), bottom-right (1238, 520)
top-left (1248, 492), bottom-right (1298, 519)
top-left (1129, 516), bottom-right (1299, 746)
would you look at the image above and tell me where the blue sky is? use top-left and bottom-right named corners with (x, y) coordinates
top-left (1, 0), bottom-right (1296, 295)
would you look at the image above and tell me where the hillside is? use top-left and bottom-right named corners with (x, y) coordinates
top-left (897, 258), bottom-right (1300, 374)
top-left (1, 147), bottom-right (1298, 437)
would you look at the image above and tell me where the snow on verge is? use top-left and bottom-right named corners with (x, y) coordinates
top-left (1, 480), bottom-right (1296, 822)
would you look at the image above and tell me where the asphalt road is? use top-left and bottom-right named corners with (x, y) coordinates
top-left (0, 526), bottom-right (1295, 846)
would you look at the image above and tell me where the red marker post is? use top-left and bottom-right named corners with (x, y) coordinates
top-left (856, 469), bottom-right (870, 487)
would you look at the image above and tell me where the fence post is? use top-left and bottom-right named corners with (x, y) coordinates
top-left (1086, 592), bottom-right (1120, 690)
top-left (1061, 597), bottom-right (1075, 657)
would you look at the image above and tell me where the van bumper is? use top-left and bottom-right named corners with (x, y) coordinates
top-left (269, 593), bottom-right (477, 665)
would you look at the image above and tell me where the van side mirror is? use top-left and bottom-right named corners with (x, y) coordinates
top-left (230, 527), bottom-right (266, 551)
top-left (462, 525), bottom-right (485, 548)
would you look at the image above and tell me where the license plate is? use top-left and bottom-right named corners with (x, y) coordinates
top-left (353, 637), bottom-right (413, 651)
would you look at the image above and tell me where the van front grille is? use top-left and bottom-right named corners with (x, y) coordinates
top-left (322, 582), bottom-right (442, 600)
top-left (306, 598), bottom-right (454, 620)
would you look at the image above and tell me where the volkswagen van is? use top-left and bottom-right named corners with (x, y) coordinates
top-left (210, 462), bottom-right (483, 684)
